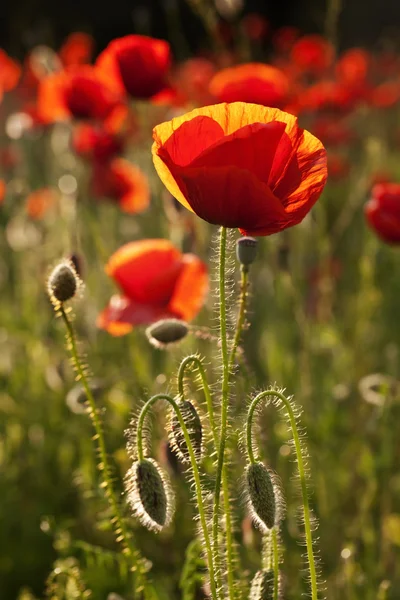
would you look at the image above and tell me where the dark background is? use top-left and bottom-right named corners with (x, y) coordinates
top-left (1, 0), bottom-right (400, 58)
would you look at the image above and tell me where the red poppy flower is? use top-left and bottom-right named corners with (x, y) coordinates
top-left (291, 35), bottom-right (334, 75)
top-left (97, 239), bottom-right (208, 336)
top-left (37, 66), bottom-right (122, 123)
top-left (311, 116), bottom-right (354, 147)
top-left (26, 188), bottom-right (58, 219)
top-left (272, 27), bottom-right (300, 54)
top-left (335, 48), bottom-right (370, 86)
top-left (152, 102), bottom-right (327, 236)
top-left (172, 58), bottom-right (216, 106)
top-left (327, 153), bottom-right (350, 181)
top-left (297, 80), bottom-right (357, 114)
top-left (241, 13), bottom-right (269, 41)
top-left (365, 183), bottom-right (400, 244)
top-left (91, 158), bottom-right (150, 214)
top-left (0, 50), bottom-right (21, 91)
top-left (96, 35), bottom-right (171, 99)
top-left (72, 123), bottom-right (124, 162)
top-left (370, 81), bottom-right (400, 108)
top-left (59, 32), bottom-right (94, 67)
top-left (0, 179), bottom-right (6, 204)
top-left (209, 63), bottom-right (289, 108)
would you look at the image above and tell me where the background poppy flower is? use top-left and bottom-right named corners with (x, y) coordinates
top-left (96, 35), bottom-right (171, 99)
top-left (90, 158), bottom-right (150, 214)
top-left (152, 102), bottom-right (327, 236)
top-left (37, 66), bottom-right (122, 123)
top-left (72, 123), bottom-right (124, 162)
top-left (97, 239), bottom-right (208, 336)
top-left (291, 34), bottom-right (334, 75)
top-left (59, 32), bottom-right (94, 67)
top-left (0, 50), bottom-right (21, 92)
top-left (209, 63), bottom-right (289, 108)
top-left (365, 183), bottom-right (400, 244)
top-left (26, 188), bottom-right (58, 219)
top-left (0, 180), bottom-right (6, 204)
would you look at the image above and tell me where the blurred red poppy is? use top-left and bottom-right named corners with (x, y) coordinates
top-left (172, 58), bottom-right (216, 106)
top-left (327, 153), bottom-right (350, 181)
top-left (209, 63), bottom-right (289, 108)
top-left (297, 80), bottom-right (358, 114)
top-left (241, 13), bottom-right (269, 41)
top-left (0, 50), bottom-right (21, 91)
top-left (26, 188), bottom-right (57, 219)
top-left (152, 102), bottom-right (327, 236)
top-left (97, 239), bottom-right (208, 335)
top-left (370, 80), bottom-right (400, 108)
top-left (73, 123), bottom-right (124, 162)
top-left (272, 27), bottom-right (299, 54)
top-left (37, 66), bottom-right (122, 123)
top-left (91, 158), bottom-right (150, 214)
top-left (335, 48), bottom-right (370, 86)
top-left (96, 35), bottom-right (171, 99)
top-left (59, 32), bottom-right (94, 67)
top-left (0, 180), bottom-right (6, 204)
top-left (291, 35), bottom-right (334, 75)
top-left (311, 116), bottom-right (354, 147)
top-left (365, 183), bottom-right (400, 244)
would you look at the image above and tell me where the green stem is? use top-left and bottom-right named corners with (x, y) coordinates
top-left (228, 265), bottom-right (249, 370)
top-left (246, 390), bottom-right (319, 600)
top-left (272, 528), bottom-right (279, 600)
top-left (59, 306), bottom-right (146, 586)
top-left (211, 226), bottom-right (237, 600)
top-left (177, 355), bottom-right (218, 444)
top-left (136, 394), bottom-right (218, 600)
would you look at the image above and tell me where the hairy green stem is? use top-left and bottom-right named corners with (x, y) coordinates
top-left (272, 528), bottom-right (279, 600)
top-left (59, 306), bottom-right (146, 588)
top-left (136, 394), bottom-right (218, 600)
top-left (246, 390), bottom-right (319, 600)
top-left (228, 265), bottom-right (249, 370)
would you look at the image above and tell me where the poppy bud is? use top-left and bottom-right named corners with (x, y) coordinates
top-left (171, 400), bottom-right (203, 462)
top-left (47, 261), bottom-right (79, 305)
top-left (125, 458), bottom-right (174, 532)
top-left (246, 462), bottom-right (276, 532)
top-left (236, 236), bottom-right (258, 267)
top-left (146, 319), bottom-right (189, 348)
top-left (68, 252), bottom-right (84, 278)
top-left (249, 569), bottom-right (275, 600)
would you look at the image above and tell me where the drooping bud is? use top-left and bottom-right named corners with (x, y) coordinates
top-left (236, 236), bottom-right (258, 267)
top-left (146, 319), bottom-right (189, 348)
top-left (249, 569), bottom-right (275, 600)
top-left (246, 462), bottom-right (276, 532)
top-left (171, 401), bottom-right (203, 462)
top-left (65, 380), bottom-right (104, 414)
top-left (125, 458), bottom-right (174, 532)
top-left (47, 260), bottom-right (80, 306)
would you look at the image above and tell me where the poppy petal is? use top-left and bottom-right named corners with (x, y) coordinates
top-left (97, 294), bottom-right (174, 335)
top-left (169, 254), bottom-right (209, 321)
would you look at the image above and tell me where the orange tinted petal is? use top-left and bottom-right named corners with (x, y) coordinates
top-left (152, 102), bottom-right (302, 210)
top-left (26, 188), bottom-right (57, 219)
top-left (60, 32), bottom-right (94, 67)
top-left (169, 254), bottom-right (208, 321)
top-left (0, 50), bottom-right (21, 91)
top-left (105, 239), bottom-right (183, 304)
top-left (37, 72), bottom-right (70, 122)
top-left (109, 159), bottom-right (150, 214)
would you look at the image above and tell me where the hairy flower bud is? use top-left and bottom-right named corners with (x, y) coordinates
top-left (125, 458), bottom-right (174, 532)
top-left (246, 462), bottom-right (276, 532)
top-left (171, 400), bottom-right (202, 462)
top-left (249, 569), bottom-right (275, 600)
top-left (236, 236), bottom-right (258, 267)
top-left (146, 319), bottom-right (189, 348)
top-left (47, 261), bottom-right (80, 305)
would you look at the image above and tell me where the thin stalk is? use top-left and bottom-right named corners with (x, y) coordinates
top-left (136, 394), bottom-right (218, 600)
top-left (59, 306), bottom-right (147, 586)
top-left (272, 528), bottom-right (279, 600)
top-left (228, 265), bottom-right (249, 370)
top-left (211, 226), bottom-right (237, 600)
top-left (177, 355), bottom-right (217, 444)
top-left (246, 390), bottom-right (319, 600)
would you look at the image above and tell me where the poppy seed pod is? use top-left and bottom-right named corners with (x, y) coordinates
top-left (249, 569), bottom-right (275, 600)
top-left (47, 261), bottom-right (79, 304)
top-left (171, 400), bottom-right (202, 462)
top-left (125, 458), bottom-right (174, 532)
top-left (146, 318), bottom-right (189, 348)
top-left (236, 236), bottom-right (258, 267)
top-left (246, 462), bottom-right (276, 532)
